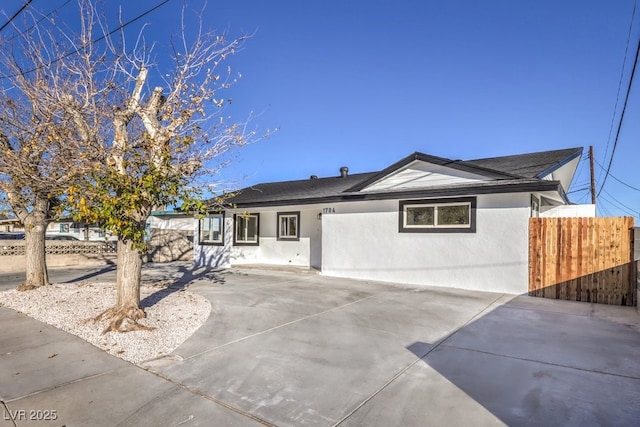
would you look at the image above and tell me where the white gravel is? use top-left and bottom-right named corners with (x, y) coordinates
top-left (0, 282), bottom-right (211, 365)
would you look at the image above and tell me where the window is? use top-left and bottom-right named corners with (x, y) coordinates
top-left (59, 223), bottom-right (70, 233)
top-left (277, 212), bottom-right (300, 241)
top-left (234, 213), bottom-right (259, 245)
top-left (199, 213), bottom-right (225, 245)
top-left (399, 197), bottom-right (476, 233)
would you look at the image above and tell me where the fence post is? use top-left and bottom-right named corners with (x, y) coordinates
top-left (635, 227), bottom-right (639, 312)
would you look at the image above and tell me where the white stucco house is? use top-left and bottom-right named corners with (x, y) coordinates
top-left (194, 147), bottom-right (594, 294)
top-left (145, 210), bottom-right (195, 262)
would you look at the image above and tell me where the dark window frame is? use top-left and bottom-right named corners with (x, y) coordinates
top-left (233, 213), bottom-right (260, 246)
top-left (277, 211), bottom-right (301, 241)
top-left (399, 197), bottom-right (477, 233)
top-left (198, 212), bottom-right (225, 246)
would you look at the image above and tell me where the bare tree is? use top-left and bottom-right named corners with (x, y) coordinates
top-left (58, 1), bottom-right (262, 332)
top-left (0, 5), bottom-right (100, 290)
top-left (0, 1), bottom-right (263, 331)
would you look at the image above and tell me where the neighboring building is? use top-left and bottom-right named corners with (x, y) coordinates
top-left (1, 216), bottom-right (115, 241)
top-left (44, 220), bottom-right (116, 241)
top-left (146, 211), bottom-right (194, 262)
top-left (0, 217), bottom-right (21, 233)
top-left (194, 147), bottom-right (594, 294)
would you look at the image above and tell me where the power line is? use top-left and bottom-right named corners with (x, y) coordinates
top-left (597, 7), bottom-right (640, 196)
top-left (568, 186), bottom-right (590, 194)
top-left (0, 0), bottom-right (33, 33)
top-left (600, 191), bottom-right (638, 218)
top-left (607, 173), bottom-right (640, 193)
top-left (602, 190), bottom-right (636, 214)
top-left (570, 152), bottom-right (587, 188)
top-left (3, 0), bottom-right (72, 44)
top-left (597, 203), bottom-right (613, 217)
top-left (0, 0), bottom-right (170, 79)
top-left (593, 157), bottom-right (640, 193)
top-left (599, 0), bottom-right (637, 185)
top-left (577, 192), bottom-right (590, 204)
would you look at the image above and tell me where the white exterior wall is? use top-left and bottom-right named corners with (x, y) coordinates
top-left (194, 217), bottom-right (233, 268)
top-left (194, 194), bottom-right (533, 294)
top-left (194, 205), bottom-right (323, 269)
top-left (148, 215), bottom-right (194, 231)
top-left (362, 161), bottom-right (490, 192)
top-left (541, 204), bottom-right (596, 218)
top-left (229, 210), bottom-right (312, 266)
top-left (321, 193), bottom-right (531, 294)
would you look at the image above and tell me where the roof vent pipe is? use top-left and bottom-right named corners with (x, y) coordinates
top-left (310, 175), bottom-right (318, 180)
top-left (340, 166), bottom-right (349, 178)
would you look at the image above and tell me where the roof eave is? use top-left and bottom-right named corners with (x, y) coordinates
top-left (224, 180), bottom-right (564, 209)
top-left (345, 152), bottom-right (520, 192)
top-left (534, 147), bottom-right (583, 179)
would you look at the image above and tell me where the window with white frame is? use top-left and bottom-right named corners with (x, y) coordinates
top-left (277, 212), bottom-right (300, 241)
top-left (399, 197), bottom-right (476, 233)
top-left (234, 213), bottom-right (259, 245)
top-left (199, 213), bottom-right (224, 245)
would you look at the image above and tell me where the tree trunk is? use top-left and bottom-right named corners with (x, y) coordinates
top-left (17, 199), bottom-right (49, 291)
top-left (116, 238), bottom-right (143, 309)
top-left (96, 237), bottom-right (153, 334)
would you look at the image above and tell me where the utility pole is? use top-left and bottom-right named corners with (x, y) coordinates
top-left (589, 145), bottom-right (596, 205)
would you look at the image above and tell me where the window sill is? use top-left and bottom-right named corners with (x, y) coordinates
top-left (198, 241), bottom-right (225, 246)
top-left (233, 241), bottom-right (260, 246)
top-left (399, 226), bottom-right (475, 233)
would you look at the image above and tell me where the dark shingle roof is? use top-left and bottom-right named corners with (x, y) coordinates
top-left (218, 147), bottom-right (582, 208)
top-left (463, 147), bottom-right (582, 178)
top-left (225, 172), bottom-right (378, 206)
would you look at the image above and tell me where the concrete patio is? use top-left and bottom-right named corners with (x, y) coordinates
top-left (1, 264), bottom-right (639, 426)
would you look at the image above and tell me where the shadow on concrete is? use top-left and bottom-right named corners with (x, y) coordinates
top-left (146, 230), bottom-right (194, 263)
top-left (405, 297), bottom-right (640, 425)
top-left (529, 262), bottom-right (636, 306)
top-left (140, 263), bottom-right (227, 310)
top-left (60, 264), bottom-right (116, 283)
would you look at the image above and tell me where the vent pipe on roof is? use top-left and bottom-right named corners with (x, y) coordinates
top-left (340, 166), bottom-right (349, 178)
top-left (310, 175), bottom-right (318, 180)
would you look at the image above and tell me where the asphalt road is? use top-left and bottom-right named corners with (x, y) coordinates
top-left (0, 261), bottom-right (207, 291)
top-left (0, 265), bottom-right (117, 291)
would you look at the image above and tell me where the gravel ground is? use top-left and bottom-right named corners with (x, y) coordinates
top-left (0, 282), bottom-right (211, 364)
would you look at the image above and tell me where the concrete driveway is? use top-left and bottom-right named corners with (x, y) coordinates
top-left (1, 264), bottom-right (639, 426)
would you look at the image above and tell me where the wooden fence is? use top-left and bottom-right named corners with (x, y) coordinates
top-left (529, 217), bottom-right (635, 306)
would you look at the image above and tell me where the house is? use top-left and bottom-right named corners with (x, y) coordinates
top-left (194, 147), bottom-right (594, 294)
top-left (0, 217), bottom-right (21, 233)
top-left (146, 210), bottom-right (195, 262)
top-left (0, 217), bottom-right (115, 241)
top-left (44, 220), bottom-right (116, 241)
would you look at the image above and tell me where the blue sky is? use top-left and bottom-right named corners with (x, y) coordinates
top-left (2, 0), bottom-right (639, 219)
